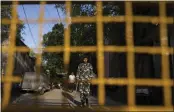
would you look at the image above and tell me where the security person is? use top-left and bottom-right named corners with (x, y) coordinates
top-left (76, 56), bottom-right (96, 107)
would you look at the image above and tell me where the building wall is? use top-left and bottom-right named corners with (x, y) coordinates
top-left (1, 39), bottom-right (35, 77)
top-left (13, 52), bottom-right (35, 76)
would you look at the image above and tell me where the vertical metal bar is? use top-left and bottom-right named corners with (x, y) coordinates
top-left (36, 2), bottom-right (45, 75)
top-left (62, 1), bottom-right (71, 106)
top-left (96, 1), bottom-right (105, 105)
top-left (64, 1), bottom-right (71, 72)
top-left (159, 2), bottom-right (172, 107)
top-left (35, 1), bottom-right (45, 103)
top-left (2, 1), bottom-right (18, 109)
top-left (125, 2), bottom-right (135, 110)
top-left (35, 2), bottom-right (45, 84)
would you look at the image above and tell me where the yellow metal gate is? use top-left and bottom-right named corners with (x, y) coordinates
top-left (1, 1), bottom-right (174, 111)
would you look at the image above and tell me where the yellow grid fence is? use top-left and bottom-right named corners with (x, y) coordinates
top-left (1, 1), bottom-right (174, 111)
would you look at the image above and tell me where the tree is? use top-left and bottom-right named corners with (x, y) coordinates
top-left (42, 3), bottom-right (98, 82)
top-left (43, 2), bottom-right (173, 105)
top-left (42, 24), bottom-right (64, 83)
top-left (42, 2), bottom-right (128, 83)
top-left (1, 4), bottom-right (25, 76)
top-left (42, 2), bottom-right (123, 81)
top-left (1, 5), bottom-right (25, 45)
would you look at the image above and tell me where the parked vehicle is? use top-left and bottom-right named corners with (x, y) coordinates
top-left (21, 72), bottom-right (50, 95)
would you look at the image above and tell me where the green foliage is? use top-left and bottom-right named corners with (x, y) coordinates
top-left (43, 24), bottom-right (64, 46)
top-left (42, 24), bottom-right (64, 82)
top-left (1, 5), bottom-right (25, 44)
top-left (43, 2), bottom-right (121, 83)
top-left (55, 3), bottom-right (96, 17)
top-left (1, 5), bottom-right (11, 42)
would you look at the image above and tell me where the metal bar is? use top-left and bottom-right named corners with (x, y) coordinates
top-left (1, 1), bottom-right (173, 110)
top-left (64, 1), bottom-right (71, 72)
top-left (92, 106), bottom-right (173, 111)
top-left (91, 78), bottom-right (173, 86)
top-left (2, 76), bottom-right (22, 82)
top-left (2, 16), bottom-right (174, 24)
top-left (2, 105), bottom-right (174, 111)
top-left (2, 76), bottom-right (173, 87)
top-left (96, 1), bottom-right (105, 105)
top-left (62, 1), bottom-right (72, 107)
top-left (34, 1), bottom-right (46, 103)
top-left (1, 1), bottom-right (95, 5)
top-left (2, 1), bottom-right (18, 109)
top-left (125, 2), bottom-right (135, 110)
top-left (35, 1), bottom-right (45, 77)
top-left (1, 1), bottom-right (171, 5)
top-left (159, 2), bottom-right (172, 107)
top-left (63, 3), bottom-right (71, 104)
top-left (2, 46), bottom-right (174, 54)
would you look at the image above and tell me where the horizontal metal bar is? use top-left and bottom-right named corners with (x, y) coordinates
top-left (2, 46), bottom-right (174, 55)
top-left (2, 76), bottom-right (22, 83)
top-left (1, 1), bottom-right (96, 5)
top-left (3, 105), bottom-right (174, 111)
top-left (91, 78), bottom-right (174, 86)
top-left (2, 1), bottom-right (174, 5)
top-left (2, 16), bottom-right (174, 24)
top-left (104, 46), bottom-right (174, 54)
top-left (2, 76), bottom-right (173, 87)
top-left (92, 106), bottom-right (174, 111)
top-left (71, 17), bottom-right (96, 23)
top-left (103, 16), bottom-right (125, 22)
top-left (71, 46), bottom-right (97, 52)
top-left (131, 106), bottom-right (174, 111)
top-left (43, 46), bottom-right (64, 52)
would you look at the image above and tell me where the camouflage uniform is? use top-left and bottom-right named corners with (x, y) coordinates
top-left (76, 62), bottom-right (95, 106)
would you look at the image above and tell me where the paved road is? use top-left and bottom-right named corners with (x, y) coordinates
top-left (12, 89), bottom-right (69, 106)
top-left (12, 88), bottom-right (122, 110)
top-left (62, 90), bottom-right (98, 107)
top-left (12, 89), bottom-right (98, 107)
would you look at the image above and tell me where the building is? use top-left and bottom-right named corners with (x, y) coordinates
top-left (1, 38), bottom-right (36, 77)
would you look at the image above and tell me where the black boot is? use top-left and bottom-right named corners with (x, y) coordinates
top-left (81, 100), bottom-right (85, 107)
top-left (85, 98), bottom-right (89, 107)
